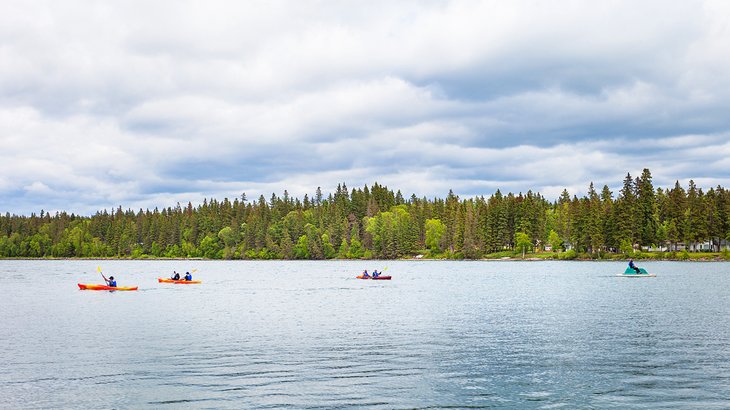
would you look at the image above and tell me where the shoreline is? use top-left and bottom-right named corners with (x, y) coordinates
top-left (1, 256), bottom-right (729, 262)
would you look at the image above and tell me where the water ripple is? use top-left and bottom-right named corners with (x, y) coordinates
top-left (1, 260), bottom-right (729, 408)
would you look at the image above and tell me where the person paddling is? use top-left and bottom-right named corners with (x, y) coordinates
top-left (372, 269), bottom-right (380, 278)
top-left (628, 259), bottom-right (641, 274)
top-left (184, 271), bottom-right (192, 281)
top-left (98, 267), bottom-right (117, 288)
top-left (171, 271), bottom-right (180, 280)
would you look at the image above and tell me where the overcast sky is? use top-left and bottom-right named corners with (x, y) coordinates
top-left (2, 0), bottom-right (729, 215)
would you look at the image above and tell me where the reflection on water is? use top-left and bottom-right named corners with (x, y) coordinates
top-left (1, 260), bottom-right (729, 408)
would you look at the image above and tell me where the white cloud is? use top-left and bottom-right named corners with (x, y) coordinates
top-left (1, 0), bottom-right (730, 214)
top-left (23, 181), bottom-right (51, 194)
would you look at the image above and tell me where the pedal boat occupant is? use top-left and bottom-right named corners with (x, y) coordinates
top-left (628, 259), bottom-right (641, 274)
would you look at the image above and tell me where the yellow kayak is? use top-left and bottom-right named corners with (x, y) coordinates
top-left (158, 278), bottom-right (202, 284)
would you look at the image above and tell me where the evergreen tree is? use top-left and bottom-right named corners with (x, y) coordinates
top-left (636, 168), bottom-right (659, 247)
top-left (685, 180), bottom-right (707, 250)
top-left (586, 183), bottom-right (604, 254)
top-left (614, 173), bottom-right (637, 248)
top-left (665, 181), bottom-right (687, 251)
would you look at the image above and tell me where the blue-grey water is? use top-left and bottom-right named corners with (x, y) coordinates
top-left (1, 260), bottom-right (729, 409)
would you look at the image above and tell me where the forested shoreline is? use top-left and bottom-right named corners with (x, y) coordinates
top-left (2, 169), bottom-right (730, 260)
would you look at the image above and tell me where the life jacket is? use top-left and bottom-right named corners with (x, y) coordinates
top-left (173, 273), bottom-right (180, 280)
top-left (185, 274), bottom-right (192, 281)
top-left (108, 280), bottom-right (117, 287)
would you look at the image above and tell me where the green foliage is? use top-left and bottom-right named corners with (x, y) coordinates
top-left (218, 226), bottom-right (237, 247)
top-left (446, 250), bottom-right (464, 259)
top-left (514, 231), bottom-right (532, 258)
top-left (244, 248), bottom-right (258, 259)
top-left (365, 205), bottom-right (418, 259)
top-left (293, 235), bottom-right (309, 259)
top-left (722, 249), bottom-right (730, 260)
top-left (424, 218), bottom-right (446, 253)
top-left (558, 249), bottom-right (578, 260)
top-left (348, 237), bottom-right (364, 258)
top-left (199, 234), bottom-right (222, 259)
top-left (337, 240), bottom-right (349, 259)
top-left (131, 244), bottom-right (145, 259)
top-left (0, 171), bottom-right (728, 260)
top-left (619, 239), bottom-right (634, 256)
top-left (321, 233), bottom-right (336, 259)
top-left (548, 229), bottom-right (562, 252)
top-left (577, 251), bottom-right (593, 260)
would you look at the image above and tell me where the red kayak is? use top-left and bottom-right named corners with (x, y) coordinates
top-left (356, 275), bottom-right (392, 280)
top-left (78, 283), bottom-right (138, 291)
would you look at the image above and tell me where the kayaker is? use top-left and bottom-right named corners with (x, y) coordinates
top-left (628, 259), bottom-right (641, 274)
top-left (105, 276), bottom-right (117, 288)
top-left (372, 270), bottom-right (380, 278)
top-left (171, 271), bottom-right (180, 280)
top-left (361, 270), bottom-right (370, 278)
top-left (184, 271), bottom-right (192, 281)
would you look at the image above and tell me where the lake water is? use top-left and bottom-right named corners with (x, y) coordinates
top-left (1, 260), bottom-right (729, 409)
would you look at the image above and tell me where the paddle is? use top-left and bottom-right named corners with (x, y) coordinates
top-left (97, 266), bottom-right (108, 284)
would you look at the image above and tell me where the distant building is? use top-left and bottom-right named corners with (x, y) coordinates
top-left (646, 239), bottom-right (730, 252)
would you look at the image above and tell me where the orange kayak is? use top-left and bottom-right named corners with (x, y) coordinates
top-left (356, 275), bottom-right (392, 280)
top-left (158, 278), bottom-right (202, 284)
top-left (78, 283), bottom-right (138, 291)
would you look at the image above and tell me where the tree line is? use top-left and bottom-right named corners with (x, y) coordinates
top-left (1, 169), bottom-right (729, 259)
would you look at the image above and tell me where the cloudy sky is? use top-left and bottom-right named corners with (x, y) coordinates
top-left (2, 0), bottom-right (730, 215)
